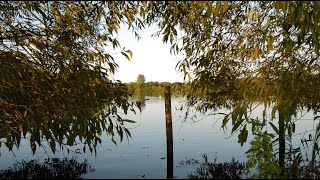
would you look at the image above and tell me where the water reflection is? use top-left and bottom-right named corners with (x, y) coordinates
top-left (179, 154), bottom-right (248, 179)
top-left (0, 96), bottom-right (319, 178)
top-left (179, 151), bottom-right (320, 179)
top-left (133, 93), bottom-right (174, 179)
top-left (0, 157), bottom-right (92, 179)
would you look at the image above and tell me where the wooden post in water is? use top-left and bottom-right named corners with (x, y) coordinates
top-left (164, 85), bottom-right (173, 179)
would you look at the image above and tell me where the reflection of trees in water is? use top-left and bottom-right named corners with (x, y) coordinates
top-left (181, 153), bottom-right (320, 179)
top-left (180, 154), bottom-right (248, 179)
top-left (0, 158), bottom-right (92, 179)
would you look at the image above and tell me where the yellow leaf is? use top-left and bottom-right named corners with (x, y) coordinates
top-left (126, 50), bottom-right (133, 58)
top-left (254, 46), bottom-right (259, 59)
top-left (250, 51), bottom-right (255, 60)
top-left (215, 1), bottom-right (221, 15)
top-left (255, 11), bottom-right (260, 19)
top-left (266, 18), bottom-right (270, 27)
top-left (187, 73), bottom-right (191, 81)
top-left (267, 38), bottom-right (272, 53)
top-left (92, 111), bottom-right (100, 118)
top-left (223, 1), bottom-right (229, 14)
top-left (248, 11), bottom-right (254, 21)
top-left (56, 15), bottom-right (61, 23)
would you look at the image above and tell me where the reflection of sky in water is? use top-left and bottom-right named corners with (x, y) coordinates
top-left (0, 97), bottom-right (318, 179)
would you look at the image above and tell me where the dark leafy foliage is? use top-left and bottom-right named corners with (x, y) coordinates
top-left (142, 1), bottom-right (320, 152)
top-left (0, 158), bottom-right (92, 179)
top-left (0, 1), bottom-right (144, 154)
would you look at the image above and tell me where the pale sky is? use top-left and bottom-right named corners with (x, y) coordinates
top-left (110, 24), bottom-right (185, 83)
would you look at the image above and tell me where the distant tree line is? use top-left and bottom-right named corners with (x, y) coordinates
top-left (125, 74), bottom-right (192, 97)
top-left (125, 81), bottom-right (192, 97)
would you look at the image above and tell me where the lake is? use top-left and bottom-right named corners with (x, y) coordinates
top-left (0, 96), bottom-right (318, 178)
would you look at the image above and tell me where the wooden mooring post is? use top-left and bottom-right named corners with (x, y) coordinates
top-left (164, 85), bottom-right (173, 179)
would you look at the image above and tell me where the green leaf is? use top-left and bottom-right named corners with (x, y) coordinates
top-left (121, 51), bottom-right (130, 60)
top-left (205, 4), bottom-right (212, 17)
top-left (238, 125), bottom-right (247, 146)
top-left (221, 115), bottom-right (229, 128)
top-left (122, 119), bottom-right (136, 123)
top-left (112, 106), bottom-right (117, 114)
top-left (269, 122), bottom-right (279, 134)
top-left (24, 1), bottom-right (31, 12)
top-left (271, 106), bottom-right (277, 120)
top-left (124, 127), bottom-right (131, 138)
top-left (31, 141), bottom-right (36, 155)
top-left (111, 137), bottom-right (117, 146)
top-left (92, 111), bottom-right (100, 118)
top-left (50, 141), bottom-right (56, 154)
top-left (118, 127), bottom-right (123, 142)
top-left (232, 118), bottom-right (244, 134)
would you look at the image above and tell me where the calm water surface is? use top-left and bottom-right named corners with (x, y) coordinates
top-left (0, 96), bottom-right (317, 178)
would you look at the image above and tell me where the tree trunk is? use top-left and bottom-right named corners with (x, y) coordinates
top-left (278, 107), bottom-right (285, 177)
